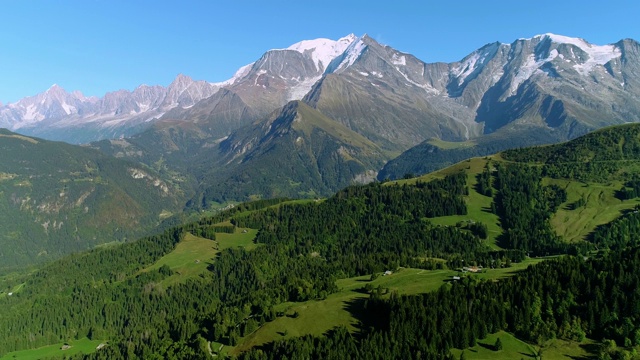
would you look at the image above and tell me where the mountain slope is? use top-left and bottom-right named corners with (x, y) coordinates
top-left (192, 101), bottom-right (386, 205)
top-left (0, 129), bottom-right (184, 271)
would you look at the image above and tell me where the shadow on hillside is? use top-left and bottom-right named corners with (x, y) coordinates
top-left (519, 351), bottom-right (536, 358)
top-left (566, 342), bottom-right (600, 359)
top-left (476, 341), bottom-right (497, 351)
top-left (341, 297), bottom-right (376, 340)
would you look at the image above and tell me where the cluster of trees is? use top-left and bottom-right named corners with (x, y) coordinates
top-left (591, 206), bottom-right (640, 250)
top-left (476, 161), bottom-right (493, 197)
top-left (502, 125), bottom-right (640, 183)
top-left (492, 163), bottom-right (567, 255)
top-left (240, 248), bottom-right (640, 359)
top-left (0, 130), bottom-right (188, 272)
top-left (617, 180), bottom-right (640, 200)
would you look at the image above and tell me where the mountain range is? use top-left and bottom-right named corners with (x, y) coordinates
top-left (1, 32), bottom-right (639, 231)
top-left (3, 33), bottom-right (638, 151)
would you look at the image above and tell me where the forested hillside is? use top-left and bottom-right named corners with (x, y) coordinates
top-left (3, 124), bottom-right (640, 359)
top-left (0, 129), bottom-right (184, 271)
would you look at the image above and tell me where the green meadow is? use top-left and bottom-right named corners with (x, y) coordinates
top-left (141, 227), bottom-right (258, 286)
top-left (0, 338), bottom-right (105, 360)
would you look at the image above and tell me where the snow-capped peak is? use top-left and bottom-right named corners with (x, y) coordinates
top-left (534, 33), bottom-right (621, 76)
top-left (215, 62), bottom-right (255, 87)
top-left (451, 42), bottom-right (501, 85)
top-left (46, 83), bottom-right (65, 94)
top-left (328, 36), bottom-right (367, 73)
top-left (284, 34), bottom-right (356, 71)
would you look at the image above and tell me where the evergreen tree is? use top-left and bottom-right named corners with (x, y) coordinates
top-left (494, 337), bottom-right (503, 351)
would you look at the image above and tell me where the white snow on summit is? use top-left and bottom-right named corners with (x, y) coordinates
top-left (538, 33), bottom-right (621, 75)
top-left (334, 37), bottom-right (367, 72)
top-left (285, 34), bottom-right (356, 71)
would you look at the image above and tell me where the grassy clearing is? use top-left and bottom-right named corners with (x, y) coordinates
top-left (450, 331), bottom-right (537, 359)
top-left (539, 338), bottom-right (597, 359)
top-left (216, 228), bottom-right (259, 251)
top-left (143, 232), bottom-right (218, 286)
top-left (546, 178), bottom-right (640, 242)
top-left (0, 338), bottom-right (105, 360)
top-left (0, 282), bottom-right (26, 299)
top-left (142, 228), bottom-right (258, 286)
top-left (231, 260), bottom-right (545, 356)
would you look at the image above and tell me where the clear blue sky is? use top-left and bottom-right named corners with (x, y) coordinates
top-left (1, 0), bottom-right (637, 104)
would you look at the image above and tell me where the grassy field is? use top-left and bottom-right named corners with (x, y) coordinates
top-left (0, 338), bottom-right (105, 360)
top-left (230, 259), bottom-right (545, 356)
top-left (216, 228), bottom-right (259, 251)
top-left (142, 227), bottom-right (258, 286)
top-left (539, 338), bottom-right (597, 359)
top-left (546, 178), bottom-right (640, 242)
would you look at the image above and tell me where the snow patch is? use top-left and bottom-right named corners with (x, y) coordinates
top-left (136, 102), bottom-right (150, 112)
top-left (450, 44), bottom-right (499, 86)
top-left (509, 49), bottom-right (560, 96)
top-left (22, 104), bottom-right (42, 122)
top-left (392, 54), bottom-right (406, 66)
top-left (395, 67), bottom-right (439, 95)
top-left (335, 38), bottom-right (367, 72)
top-left (212, 62), bottom-right (255, 88)
top-left (61, 102), bottom-right (75, 115)
top-left (286, 75), bottom-right (322, 101)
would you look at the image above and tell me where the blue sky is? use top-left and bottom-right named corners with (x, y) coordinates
top-left (1, 0), bottom-right (638, 103)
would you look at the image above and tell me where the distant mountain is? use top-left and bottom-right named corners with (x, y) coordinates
top-left (0, 129), bottom-right (184, 271)
top-left (0, 75), bottom-right (221, 143)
